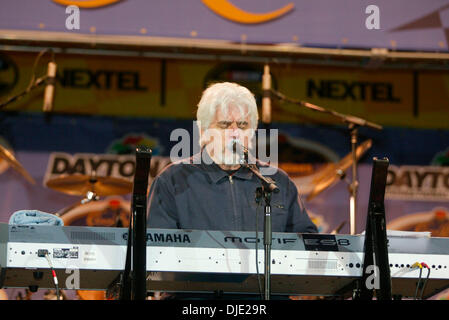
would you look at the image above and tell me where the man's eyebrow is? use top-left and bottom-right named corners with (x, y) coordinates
top-left (217, 120), bottom-right (247, 122)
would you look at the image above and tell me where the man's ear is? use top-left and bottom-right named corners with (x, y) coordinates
top-left (199, 128), bottom-right (207, 147)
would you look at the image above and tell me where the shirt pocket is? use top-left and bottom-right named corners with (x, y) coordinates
top-left (271, 202), bottom-right (288, 232)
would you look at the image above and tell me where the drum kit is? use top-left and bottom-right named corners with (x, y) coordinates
top-left (306, 139), bottom-right (373, 201)
top-left (0, 144), bottom-right (36, 185)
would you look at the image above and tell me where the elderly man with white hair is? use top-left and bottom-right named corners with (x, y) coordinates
top-left (148, 81), bottom-right (317, 234)
top-left (147, 82), bottom-right (317, 300)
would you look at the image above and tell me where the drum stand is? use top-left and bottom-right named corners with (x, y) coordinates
top-left (54, 191), bottom-right (100, 217)
top-left (54, 174), bottom-right (101, 217)
top-left (270, 88), bottom-right (383, 235)
top-left (348, 124), bottom-right (359, 235)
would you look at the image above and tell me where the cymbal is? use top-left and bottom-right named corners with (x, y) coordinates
top-left (0, 144), bottom-right (36, 185)
top-left (45, 174), bottom-right (133, 197)
top-left (306, 139), bottom-right (372, 201)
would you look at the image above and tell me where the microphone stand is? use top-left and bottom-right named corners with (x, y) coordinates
top-left (0, 76), bottom-right (47, 110)
top-left (242, 161), bottom-right (279, 300)
top-left (270, 89), bottom-right (382, 235)
top-left (261, 187), bottom-right (272, 301)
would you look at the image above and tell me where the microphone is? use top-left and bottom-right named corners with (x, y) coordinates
top-left (232, 139), bottom-right (279, 193)
top-left (231, 139), bottom-right (248, 165)
top-left (261, 64), bottom-right (271, 124)
top-left (231, 139), bottom-right (248, 154)
top-left (43, 61), bottom-right (57, 112)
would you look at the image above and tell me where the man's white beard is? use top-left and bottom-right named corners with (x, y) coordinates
top-left (207, 140), bottom-right (243, 166)
top-left (217, 149), bottom-right (242, 165)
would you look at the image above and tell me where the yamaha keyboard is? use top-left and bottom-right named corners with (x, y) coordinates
top-left (1, 223), bottom-right (449, 298)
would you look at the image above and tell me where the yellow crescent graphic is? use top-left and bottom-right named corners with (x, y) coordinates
top-left (52, 0), bottom-right (121, 8)
top-left (202, 0), bottom-right (294, 24)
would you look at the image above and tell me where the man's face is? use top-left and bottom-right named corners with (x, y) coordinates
top-left (203, 105), bottom-right (253, 166)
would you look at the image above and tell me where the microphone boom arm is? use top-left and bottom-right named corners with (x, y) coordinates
top-left (270, 89), bottom-right (383, 130)
top-left (232, 140), bottom-right (280, 194)
top-left (1, 48), bottom-right (55, 111)
top-left (245, 163), bottom-right (279, 194)
top-left (0, 76), bottom-right (47, 110)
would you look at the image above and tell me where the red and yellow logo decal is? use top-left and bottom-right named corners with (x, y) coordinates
top-left (52, 0), bottom-right (121, 8)
top-left (52, 0), bottom-right (294, 23)
top-left (202, 0), bottom-right (294, 24)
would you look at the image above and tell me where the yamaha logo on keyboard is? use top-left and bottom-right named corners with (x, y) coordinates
top-left (122, 232), bottom-right (192, 243)
top-left (146, 232), bottom-right (191, 243)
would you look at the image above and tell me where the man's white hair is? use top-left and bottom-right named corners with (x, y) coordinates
top-left (196, 82), bottom-right (259, 133)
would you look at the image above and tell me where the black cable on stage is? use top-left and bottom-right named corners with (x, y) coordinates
top-left (413, 265), bottom-right (423, 300)
top-left (419, 263), bottom-right (431, 300)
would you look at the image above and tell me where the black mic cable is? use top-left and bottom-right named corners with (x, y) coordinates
top-left (412, 262), bottom-right (423, 300)
top-left (419, 262), bottom-right (431, 300)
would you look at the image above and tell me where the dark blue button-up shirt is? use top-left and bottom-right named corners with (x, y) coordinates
top-left (148, 152), bottom-right (317, 234)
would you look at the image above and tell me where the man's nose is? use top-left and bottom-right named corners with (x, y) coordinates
top-left (228, 123), bottom-right (240, 137)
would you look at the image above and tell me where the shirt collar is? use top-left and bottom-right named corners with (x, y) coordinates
top-left (193, 148), bottom-right (253, 184)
